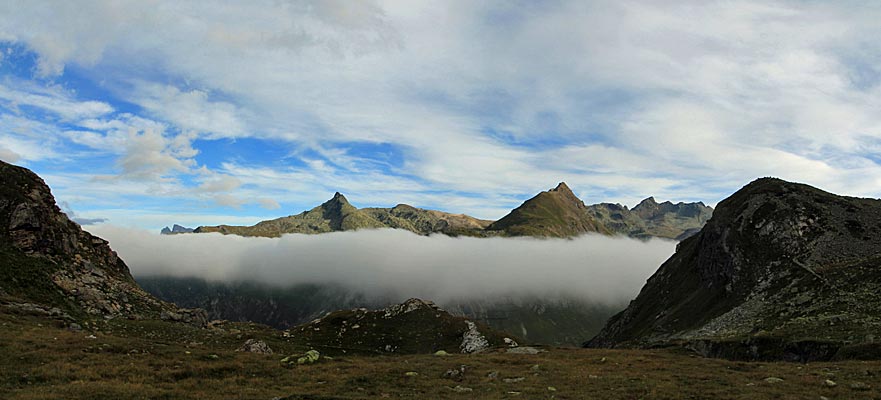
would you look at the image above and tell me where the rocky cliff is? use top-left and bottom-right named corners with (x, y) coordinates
top-left (0, 161), bottom-right (204, 324)
top-left (586, 178), bottom-right (881, 360)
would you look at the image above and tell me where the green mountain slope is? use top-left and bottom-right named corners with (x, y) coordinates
top-left (486, 182), bottom-right (611, 237)
top-left (195, 193), bottom-right (492, 237)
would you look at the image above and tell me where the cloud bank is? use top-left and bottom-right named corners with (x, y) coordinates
top-left (87, 226), bottom-right (676, 305)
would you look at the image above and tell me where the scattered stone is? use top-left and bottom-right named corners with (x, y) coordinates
top-left (208, 354), bottom-right (219, 360)
top-left (503, 377), bottom-right (525, 383)
top-left (589, 375), bottom-right (599, 379)
top-left (506, 346), bottom-right (545, 355)
top-left (68, 323), bottom-right (82, 331)
top-left (237, 339), bottom-right (273, 354)
top-left (503, 337), bottom-right (519, 347)
top-left (449, 385), bottom-right (473, 393)
top-left (434, 350), bottom-right (450, 356)
top-left (850, 382), bottom-right (871, 391)
top-left (487, 371), bottom-right (499, 379)
top-left (824, 379), bottom-right (836, 388)
top-left (764, 377), bottom-right (784, 384)
top-left (404, 371), bottom-right (419, 377)
top-left (280, 350), bottom-right (321, 367)
top-left (85, 334), bottom-right (97, 339)
top-left (547, 386), bottom-right (557, 391)
top-left (530, 364), bottom-right (541, 372)
top-left (443, 365), bottom-right (467, 381)
top-left (297, 350), bottom-right (320, 365)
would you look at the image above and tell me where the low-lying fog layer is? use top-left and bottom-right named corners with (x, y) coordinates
top-left (88, 226), bottom-right (676, 305)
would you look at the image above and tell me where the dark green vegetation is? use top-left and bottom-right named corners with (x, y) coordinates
top-left (588, 178), bottom-right (881, 361)
top-left (137, 277), bottom-right (380, 330)
top-left (290, 298), bottom-right (511, 355)
top-left (138, 277), bottom-right (621, 346)
top-left (2, 311), bottom-right (880, 399)
top-left (190, 182), bottom-right (712, 240)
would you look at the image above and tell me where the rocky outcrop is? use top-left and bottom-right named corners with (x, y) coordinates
top-left (0, 160), bottom-right (203, 324)
top-left (287, 298), bottom-right (512, 355)
top-left (586, 178), bottom-right (881, 360)
top-left (237, 338), bottom-right (274, 354)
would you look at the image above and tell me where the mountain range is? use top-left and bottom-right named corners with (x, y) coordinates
top-left (4, 158), bottom-right (880, 362)
top-left (187, 182), bottom-right (712, 240)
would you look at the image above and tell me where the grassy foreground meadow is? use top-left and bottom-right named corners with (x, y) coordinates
top-left (1, 311), bottom-right (879, 399)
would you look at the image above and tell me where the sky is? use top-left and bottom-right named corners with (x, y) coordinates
top-left (2, 1), bottom-right (881, 230)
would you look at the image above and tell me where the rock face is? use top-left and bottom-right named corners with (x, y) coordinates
top-left (0, 161), bottom-right (200, 322)
top-left (586, 178), bottom-right (881, 360)
top-left (189, 183), bottom-right (711, 240)
top-left (289, 298), bottom-right (511, 355)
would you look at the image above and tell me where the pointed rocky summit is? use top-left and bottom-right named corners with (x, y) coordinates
top-left (486, 182), bottom-right (610, 237)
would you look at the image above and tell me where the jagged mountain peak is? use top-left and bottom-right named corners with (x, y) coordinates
top-left (324, 192), bottom-right (351, 207)
top-left (636, 196), bottom-right (658, 207)
top-left (486, 182), bottom-right (605, 237)
top-left (194, 182), bottom-right (710, 240)
top-left (551, 181), bottom-right (572, 193)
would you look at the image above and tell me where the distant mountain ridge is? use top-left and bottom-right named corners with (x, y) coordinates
top-left (194, 192), bottom-right (493, 237)
top-left (586, 178), bottom-right (881, 360)
top-left (161, 224), bottom-right (194, 235)
top-left (189, 182), bottom-right (712, 240)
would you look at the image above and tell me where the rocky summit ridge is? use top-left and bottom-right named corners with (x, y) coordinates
top-left (586, 177), bottom-right (881, 361)
top-left (190, 182), bottom-right (712, 240)
top-left (0, 160), bottom-right (205, 325)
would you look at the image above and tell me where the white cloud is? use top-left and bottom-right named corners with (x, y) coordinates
top-left (195, 175), bottom-right (242, 193)
top-left (117, 128), bottom-right (196, 181)
top-left (0, 146), bottom-right (20, 162)
top-left (131, 82), bottom-right (247, 139)
top-left (0, 81), bottom-right (112, 120)
top-left (87, 226), bottom-right (677, 305)
top-left (257, 197), bottom-right (280, 210)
